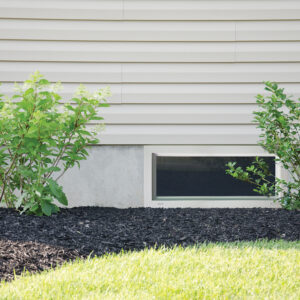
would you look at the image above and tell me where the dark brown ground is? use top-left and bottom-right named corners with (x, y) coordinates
top-left (0, 207), bottom-right (299, 282)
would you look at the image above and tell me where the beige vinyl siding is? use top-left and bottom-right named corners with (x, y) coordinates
top-left (1, 62), bottom-right (300, 83)
top-left (1, 1), bottom-right (300, 21)
top-left (0, 0), bottom-right (299, 145)
top-left (1, 20), bottom-right (300, 41)
top-left (2, 83), bottom-right (300, 104)
top-left (2, 41), bottom-right (300, 62)
top-left (98, 125), bottom-right (259, 145)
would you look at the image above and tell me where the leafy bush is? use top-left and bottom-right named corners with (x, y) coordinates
top-left (0, 72), bottom-right (110, 215)
top-left (226, 82), bottom-right (300, 210)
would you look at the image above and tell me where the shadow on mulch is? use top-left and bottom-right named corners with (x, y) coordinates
top-left (0, 207), bottom-right (299, 282)
top-left (0, 240), bottom-right (84, 282)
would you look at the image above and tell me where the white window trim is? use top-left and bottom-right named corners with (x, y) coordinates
top-left (144, 145), bottom-right (286, 208)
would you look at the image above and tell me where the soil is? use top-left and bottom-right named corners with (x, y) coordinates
top-left (0, 207), bottom-right (299, 282)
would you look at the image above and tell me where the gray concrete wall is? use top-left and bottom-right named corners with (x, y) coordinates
top-left (59, 146), bottom-right (144, 208)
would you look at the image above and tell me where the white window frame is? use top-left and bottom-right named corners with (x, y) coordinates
top-left (144, 145), bottom-right (285, 208)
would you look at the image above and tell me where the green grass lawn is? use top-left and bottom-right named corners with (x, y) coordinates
top-left (0, 240), bottom-right (299, 300)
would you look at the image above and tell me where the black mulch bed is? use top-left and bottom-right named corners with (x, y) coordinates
top-left (0, 207), bottom-right (299, 282)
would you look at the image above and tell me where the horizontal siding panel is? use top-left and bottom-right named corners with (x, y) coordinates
top-left (2, 83), bottom-right (300, 105)
top-left (0, 41), bottom-right (234, 62)
top-left (98, 124), bottom-right (260, 145)
top-left (124, 1), bottom-right (300, 21)
top-left (3, 83), bottom-right (300, 104)
top-left (0, 20), bottom-right (235, 41)
top-left (1, 1), bottom-right (300, 21)
top-left (0, 0), bottom-right (123, 20)
top-left (1, 19), bottom-right (299, 42)
top-left (236, 42), bottom-right (300, 62)
top-left (0, 83), bottom-right (122, 104)
top-left (122, 63), bottom-right (300, 83)
top-left (122, 83), bottom-right (300, 104)
top-left (100, 104), bottom-right (254, 124)
top-left (102, 112), bottom-right (252, 125)
top-left (1, 62), bottom-right (300, 84)
top-left (2, 41), bottom-right (300, 63)
top-left (0, 62), bottom-right (122, 83)
top-left (237, 21), bottom-right (300, 41)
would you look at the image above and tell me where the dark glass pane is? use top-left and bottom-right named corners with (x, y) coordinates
top-left (156, 156), bottom-right (275, 197)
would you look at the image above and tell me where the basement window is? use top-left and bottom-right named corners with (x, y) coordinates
top-left (155, 156), bottom-right (275, 197)
top-left (144, 146), bottom-right (282, 208)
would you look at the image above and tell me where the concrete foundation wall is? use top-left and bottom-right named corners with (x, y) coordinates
top-left (59, 146), bottom-right (144, 208)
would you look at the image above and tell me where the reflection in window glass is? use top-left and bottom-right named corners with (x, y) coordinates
top-left (156, 156), bottom-right (275, 197)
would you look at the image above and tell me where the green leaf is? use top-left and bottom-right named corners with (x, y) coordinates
top-left (41, 200), bottom-right (53, 216)
top-left (41, 166), bottom-right (61, 175)
top-left (38, 79), bottom-right (49, 85)
top-left (30, 203), bottom-right (40, 213)
top-left (91, 116), bottom-right (104, 121)
top-left (99, 103), bottom-right (110, 107)
top-left (48, 178), bottom-right (68, 206)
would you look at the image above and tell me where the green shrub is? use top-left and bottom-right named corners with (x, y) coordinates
top-left (0, 72), bottom-right (110, 216)
top-left (226, 82), bottom-right (300, 210)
